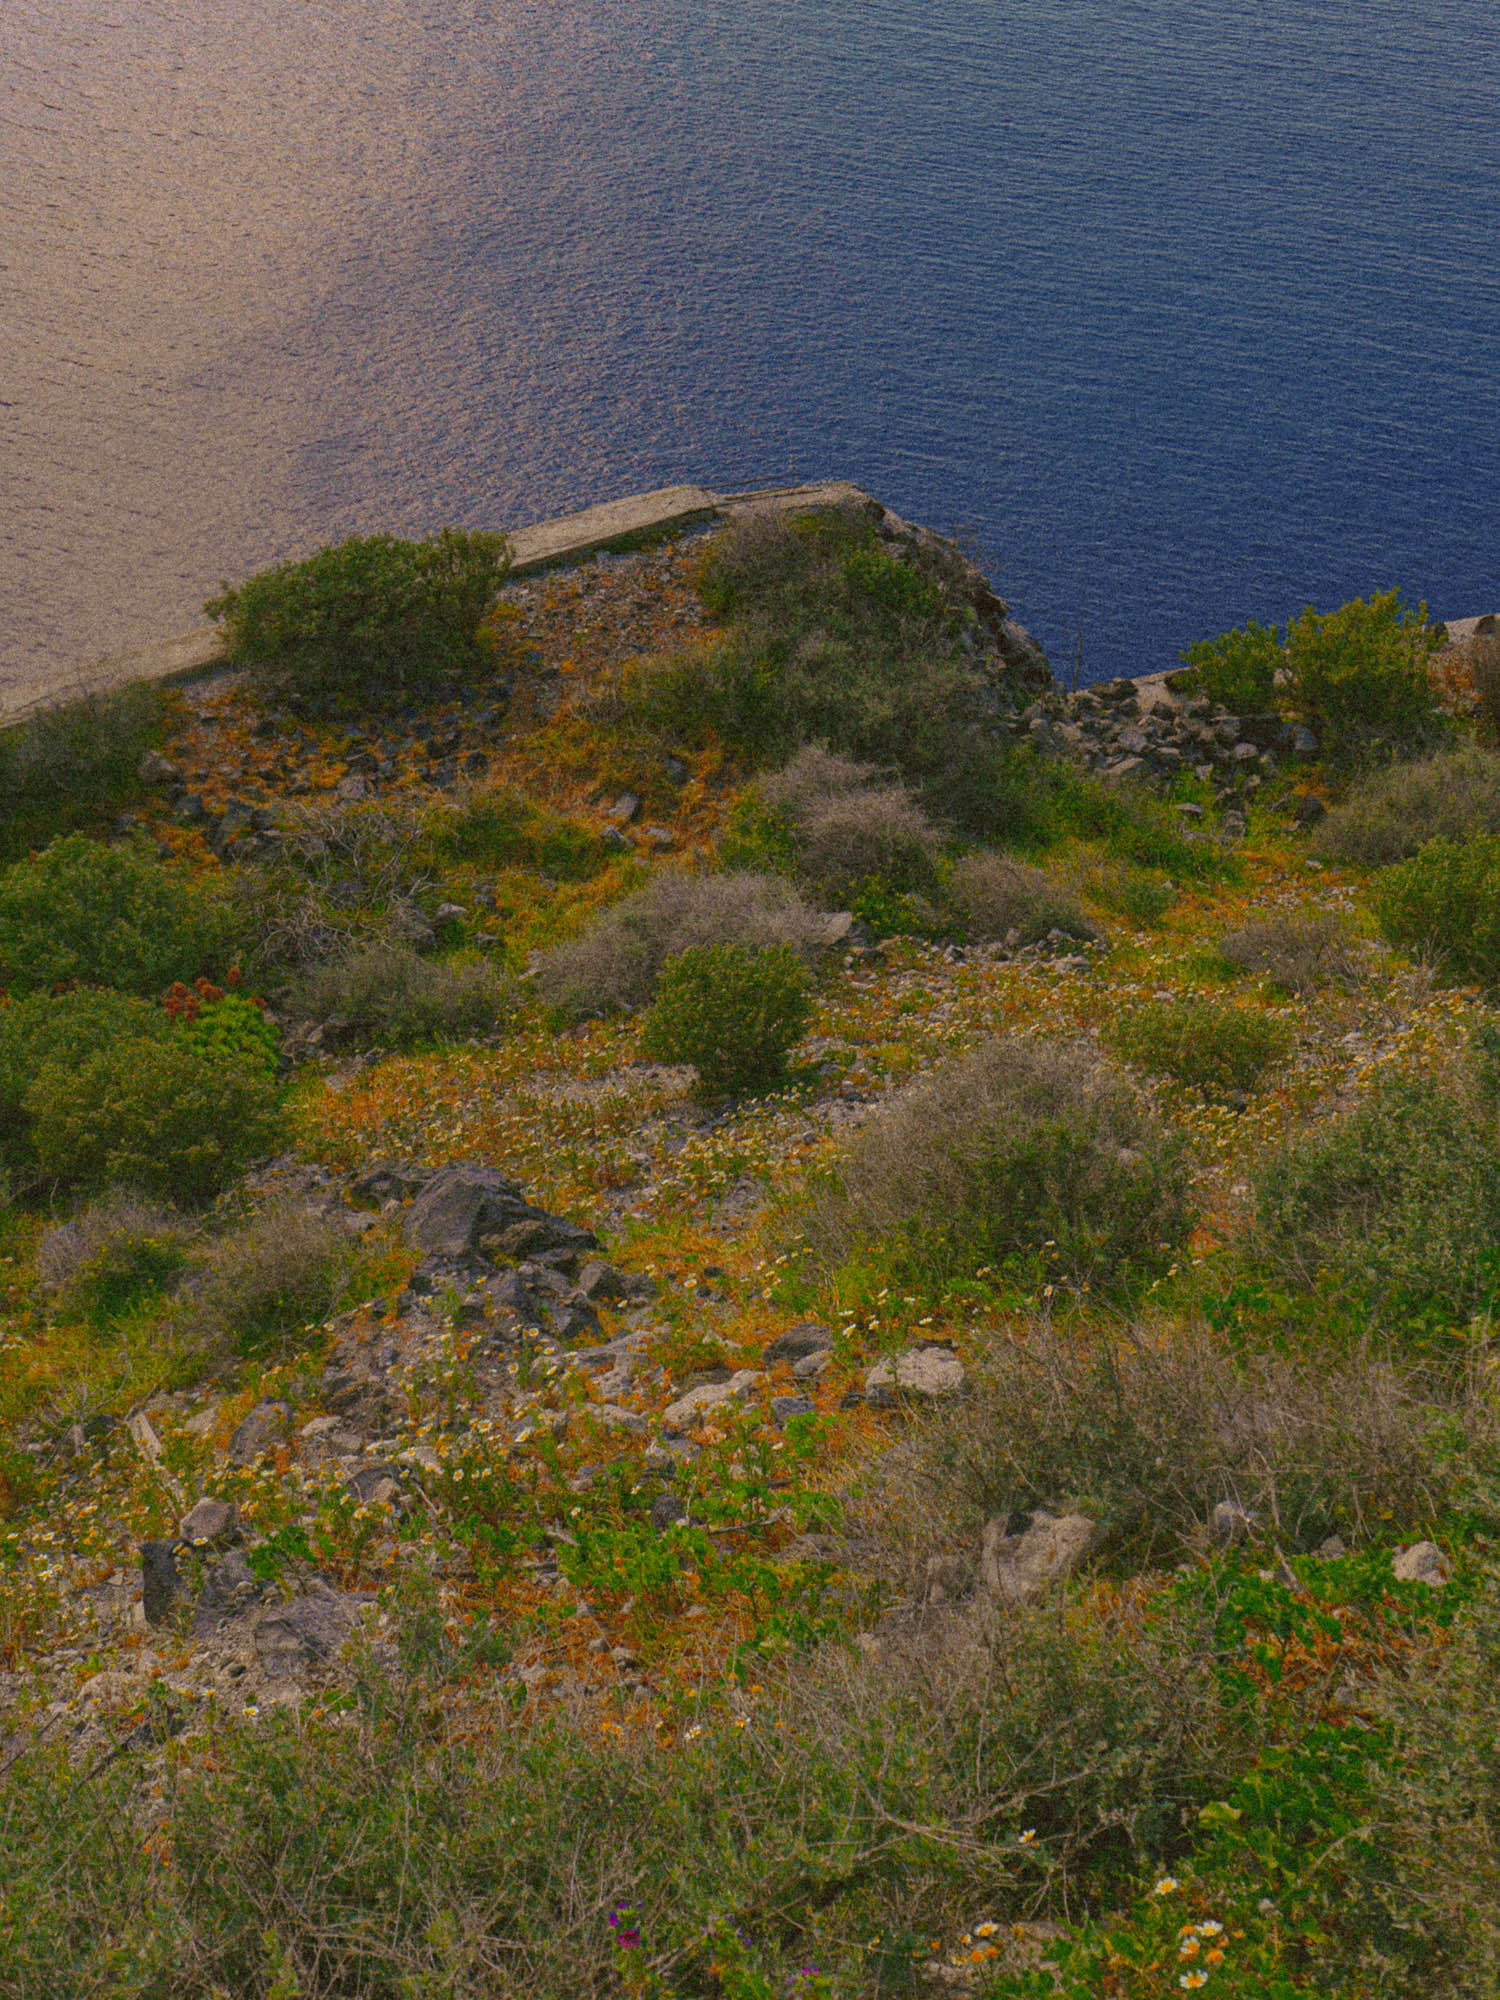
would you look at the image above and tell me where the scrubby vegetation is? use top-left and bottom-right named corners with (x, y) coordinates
top-left (795, 1037), bottom-right (1189, 1294)
top-left (532, 868), bottom-right (826, 1019)
top-left (1312, 743), bottom-right (1500, 865)
top-left (0, 680), bottom-right (180, 863)
top-left (2, 505), bottom-right (1497, 1999)
top-left (206, 529), bottom-right (513, 715)
top-left (1105, 994), bottom-right (1294, 1096)
top-left (641, 942), bottom-right (812, 1099)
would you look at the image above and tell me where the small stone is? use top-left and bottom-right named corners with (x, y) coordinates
top-left (591, 1403), bottom-right (648, 1436)
top-left (603, 792), bottom-right (641, 825)
top-left (433, 902), bottom-right (467, 928)
top-left (761, 1322), bottom-right (834, 1367)
top-left (661, 1370), bottom-right (764, 1431)
top-left (792, 1351), bottom-right (831, 1381)
top-left (864, 1345), bottom-right (966, 1407)
top-left (1316, 1535), bottom-right (1347, 1561)
top-left (1393, 1540), bottom-right (1449, 1588)
top-left (335, 774), bottom-right (368, 802)
top-left (771, 1395), bottom-right (815, 1428)
top-left (651, 1492), bottom-right (688, 1534)
top-left (227, 1402), bottom-right (289, 1468)
top-left (177, 1497), bottom-right (238, 1546)
top-left (1209, 1499), bottom-right (1254, 1545)
top-left (1291, 794), bottom-right (1326, 828)
top-left (141, 1541), bottom-right (180, 1626)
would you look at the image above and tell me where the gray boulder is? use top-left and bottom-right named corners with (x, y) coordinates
top-left (1393, 1541), bottom-right (1449, 1588)
top-left (980, 1510), bottom-right (1100, 1604)
top-left (864, 1345), bottom-right (966, 1407)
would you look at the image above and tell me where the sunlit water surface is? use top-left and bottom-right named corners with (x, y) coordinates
top-left (3, 0), bottom-right (1496, 693)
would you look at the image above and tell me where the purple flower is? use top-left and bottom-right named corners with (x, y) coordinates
top-left (608, 1904), bottom-right (643, 1950)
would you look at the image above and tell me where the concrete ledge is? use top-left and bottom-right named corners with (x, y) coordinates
top-left (1, 479), bottom-right (879, 729)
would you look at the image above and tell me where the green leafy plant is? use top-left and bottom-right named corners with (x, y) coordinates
top-left (1255, 1073), bottom-right (1500, 1329)
top-left (206, 529), bottom-right (511, 714)
top-left (0, 834), bottom-right (234, 997)
top-left (25, 1037), bottom-right (282, 1203)
top-left (0, 682), bottom-right (179, 864)
top-left (1283, 587), bottom-right (1442, 765)
top-left (1371, 834), bottom-right (1500, 986)
top-left (1178, 617), bottom-right (1283, 713)
top-left (641, 942), bottom-right (811, 1098)
top-left (0, 987), bottom-right (171, 1174)
top-left (170, 986), bottom-right (281, 1077)
top-left (1105, 996), bottom-right (1293, 1096)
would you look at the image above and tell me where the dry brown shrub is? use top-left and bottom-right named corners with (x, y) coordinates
top-left (946, 851), bottom-right (1097, 946)
top-left (531, 869), bottom-right (827, 1018)
top-left (795, 1036), bottom-right (1187, 1290)
top-left (869, 1315), bottom-right (1480, 1572)
top-left (754, 745), bottom-right (942, 903)
top-left (289, 941), bottom-right (521, 1048)
top-left (1219, 911), bottom-right (1362, 995)
top-left (170, 1205), bottom-right (354, 1359)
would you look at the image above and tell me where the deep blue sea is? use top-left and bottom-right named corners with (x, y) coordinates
top-left (2, 0), bottom-right (1496, 694)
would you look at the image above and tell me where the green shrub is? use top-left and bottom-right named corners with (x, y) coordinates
top-left (1284, 587), bottom-right (1443, 764)
top-left (797, 1037), bottom-right (1189, 1292)
top-left (1105, 996), bottom-right (1293, 1096)
top-left (0, 987), bottom-right (171, 1174)
top-left (1312, 746), bottom-right (1500, 867)
top-left (35, 1192), bottom-right (190, 1326)
top-left (0, 834), bottom-right (233, 997)
top-left (640, 942), bottom-right (811, 1098)
top-left (206, 529), bottom-right (511, 715)
top-left (946, 851), bottom-right (1097, 947)
top-left (439, 792), bottom-right (606, 881)
top-left (289, 942), bottom-right (521, 1049)
top-left (1371, 835), bottom-right (1500, 986)
top-left (178, 991), bottom-right (281, 1076)
top-left (26, 1038), bottom-right (282, 1203)
top-left (1218, 912), bottom-right (1361, 995)
top-left (532, 870), bottom-right (827, 1020)
top-left (1085, 860), bottom-right (1177, 927)
top-left (1049, 765), bottom-right (1232, 881)
top-left (631, 507), bottom-right (1002, 818)
top-left (1177, 617), bottom-right (1283, 712)
top-left (0, 682), bottom-right (178, 863)
top-left (1254, 1073), bottom-right (1500, 1327)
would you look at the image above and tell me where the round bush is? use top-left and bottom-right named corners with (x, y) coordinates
top-left (1371, 835), bottom-right (1500, 986)
top-left (1105, 995), bottom-right (1293, 1096)
top-left (26, 1039), bottom-right (282, 1203)
top-left (641, 943), bottom-right (811, 1098)
top-left (0, 834), bottom-right (233, 996)
top-left (0, 988), bottom-right (171, 1173)
top-left (798, 1037), bottom-right (1190, 1293)
top-left (207, 529), bottom-right (511, 714)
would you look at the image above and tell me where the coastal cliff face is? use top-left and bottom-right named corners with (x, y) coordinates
top-left (2, 497), bottom-right (1500, 1997)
